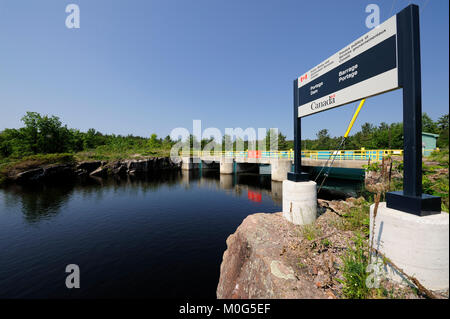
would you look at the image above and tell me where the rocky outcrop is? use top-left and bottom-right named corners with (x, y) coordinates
top-left (217, 212), bottom-right (327, 299)
top-left (15, 164), bottom-right (75, 183)
top-left (89, 166), bottom-right (108, 177)
top-left (76, 161), bottom-right (102, 173)
top-left (11, 157), bottom-right (181, 183)
top-left (15, 168), bottom-right (45, 182)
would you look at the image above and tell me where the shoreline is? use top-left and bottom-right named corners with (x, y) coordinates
top-left (0, 157), bottom-right (182, 185)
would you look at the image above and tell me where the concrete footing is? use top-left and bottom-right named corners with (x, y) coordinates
top-left (282, 180), bottom-right (317, 225)
top-left (271, 159), bottom-right (292, 182)
top-left (220, 158), bottom-right (234, 174)
top-left (370, 202), bottom-right (449, 291)
top-left (181, 157), bottom-right (200, 170)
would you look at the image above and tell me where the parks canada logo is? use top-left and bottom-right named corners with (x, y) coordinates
top-left (310, 94), bottom-right (336, 111)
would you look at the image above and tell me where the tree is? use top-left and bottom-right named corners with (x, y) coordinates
top-left (372, 122), bottom-right (390, 148)
top-left (148, 133), bottom-right (161, 149)
top-left (437, 114), bottom-right (449, 131)
top-left (19, 112), bottom-right (72, 154)
top-left (222, 134), bottom-right (233, 152)
top-left (436, 114), bottom-right (449, 148)
top-left (20, 112), bottom-right (40, 154)
top-left (315, 129), bottom-right (331, 150)
top-left (278, 132), bottom-right (289, 150)
top-left (83, 128), bottom-right (98, 149)
top-left (265, 129), bottom-right (279, 151)
top-left (162, 135), bottom-right (173, 148)
top-left (359, 123), bottom-right (375, 149)
top-left (422, 113), bottom-right (438, 134)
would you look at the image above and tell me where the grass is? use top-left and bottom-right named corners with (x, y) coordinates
top-left (300, 224), bottom-right (323, 241)
top-left (428, 149), bottom-right (449, 167)
top-left (74, 145), bottom-right (172, 162)
top-left (0, 153), bottom-right (75, 181)
top-left (337, 232), bottom-right (370, 299)
top-left (422, 150), bottom-right (449, 212)
top-left (341, 205), bottom-right (371, 236)
top-left (330, 199), bottom-right (371, 236)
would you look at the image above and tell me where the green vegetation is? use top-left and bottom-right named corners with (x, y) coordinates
top-left (301, 113), bottom-right (449, 150)
top-left (0, 112), bottom-right (181, 183)
top-left (423, 150), bottom-right (449, 212)
top-left (428, 148), bottom-right (449, 167)
top-left (337, 150), bottom-right (448, 298)
top-left (389, 149), bottom-right (449, 212)
top-left (0, 112), bottom-right (177, 162)
top-left (362, 161), bottom-right (381, 172)
top-left (341, 204), bottom-right (371, 236)
top-left (337, 232), bottom-right (370, 299)
top-left (1, 111), bottom-right (447, 161)
top-left (300, 224), bottom-right (322, 241)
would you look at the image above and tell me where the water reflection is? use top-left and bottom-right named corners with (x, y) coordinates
top-left (1, 169), bottom-right (363, 224)
top-left (0, 171), bottom-right (285, 223)
top-left (0, 169), bottom-right (364, 298)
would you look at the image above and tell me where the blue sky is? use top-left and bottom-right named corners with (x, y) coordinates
top-left (0, 0), bottom-right (448, 139)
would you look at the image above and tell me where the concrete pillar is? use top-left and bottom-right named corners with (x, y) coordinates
top-left (220, 158), bottom-right (234, 174)
top-left (271, 159), bottom-right (292, 182)
top-left (181, 157), bottom-right (191, 171)
top-left (181, 157), bottom-right (200, 170)
top-left (282, 180), bottom-right (317, 225)
top-left (370, 203), bottom-right (449, 291)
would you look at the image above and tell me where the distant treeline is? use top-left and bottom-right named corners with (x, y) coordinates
top-left (0, 112), bottom-right (448, 160)
top-left (300, 113), bottom-right (449, 151)
top-left (0, 112), bottom-right (176, 159)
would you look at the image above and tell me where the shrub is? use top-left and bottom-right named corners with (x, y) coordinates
top-left (363, 162), bottom-right (380, 172)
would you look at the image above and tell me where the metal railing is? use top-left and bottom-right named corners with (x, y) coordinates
top-left (191, 149), bottom-right (416, 161)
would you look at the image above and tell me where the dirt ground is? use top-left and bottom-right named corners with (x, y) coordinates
top-left (278, 197), bottom-right (449, 299)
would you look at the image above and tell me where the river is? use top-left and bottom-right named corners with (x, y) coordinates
top-left (0, 170), bottom-right (362, 298)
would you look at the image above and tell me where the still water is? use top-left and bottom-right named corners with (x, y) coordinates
top-left (0, 170), bottom-right (362, 298)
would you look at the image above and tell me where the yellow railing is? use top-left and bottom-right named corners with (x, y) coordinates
top-left (301, 149), bottom-right (404, 161)
top-left (190, 149), bottom-right (413, 161)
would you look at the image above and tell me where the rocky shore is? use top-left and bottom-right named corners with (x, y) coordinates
top-left (7, 157), bottom-right (181, 184)
top-left (216, 212), bottom-right (329, 299)
top-left (216, 197), bottom-right (446, 299)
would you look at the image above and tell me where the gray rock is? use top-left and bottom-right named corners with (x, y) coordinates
top-left (76, 161), bottom-right (102, 173)
top-left (217, 212), bottom-right (327, 299)
top-left (75, 169), bottom-right (88, 177)
top-left (43, 164), bottom-right (74, 179)
top-left (15, 168), bottom-right (45, 182)
top-left (89, 166), bottom-right (108, 177)
top-left (113, 164), bottom-right (127, 176)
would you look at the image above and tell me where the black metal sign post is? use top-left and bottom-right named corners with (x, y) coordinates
top-left (288, 4), bottom-right (441, 215)
top-left (385, 5), bottom-right (441, 216)
top-left (287, 79), bottom-right (309, 182)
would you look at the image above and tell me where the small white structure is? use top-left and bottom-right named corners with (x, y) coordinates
top-left (219, 158), bottom-right (234, 174)
top-left (282, 180), bottom-right (317, 225)
top-left (271, 159), bottom-right (292, 182)
top-left (370, 202), bottom-right (449, 291)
